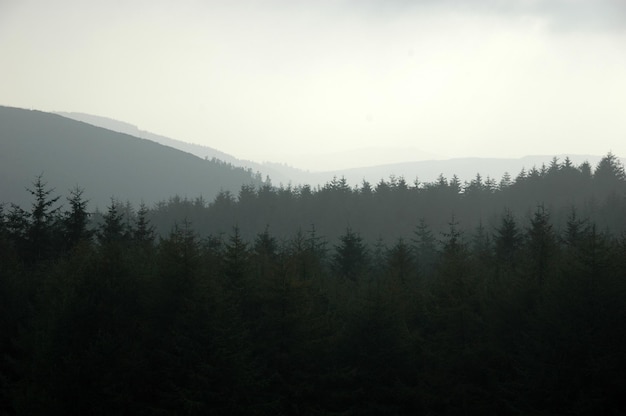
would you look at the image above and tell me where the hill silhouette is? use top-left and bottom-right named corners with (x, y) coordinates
top-left (54, 111), bottom-right (619, 188)
top-left (0, 106), bottom-right (264, 209)
top-left (55, 111), bottom-right (300, 186)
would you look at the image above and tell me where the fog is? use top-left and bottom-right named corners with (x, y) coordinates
top-left (1, 0), bottom-right (625, 169)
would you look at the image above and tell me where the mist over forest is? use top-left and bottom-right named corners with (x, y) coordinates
top-left (2, 103), bottom-right (626, 414)
top-left (3, 0), bottom-right (626, 410)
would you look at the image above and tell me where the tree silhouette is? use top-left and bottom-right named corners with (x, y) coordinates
top-left (63, 186), bottom-right (92, 250)
top-left (26, 174), bottom-right (61, 262)
top-left (333, 227), bottom-right (368, 281)
top-left (494, 208), bottom-right (522, 272)
top-left (98, 198), bottom-right (128, 246)
top-left (526, 204), bottom-right (557, 285)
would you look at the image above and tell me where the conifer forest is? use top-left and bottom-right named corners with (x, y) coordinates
top-left (2, 154), bottom-right (626, 415)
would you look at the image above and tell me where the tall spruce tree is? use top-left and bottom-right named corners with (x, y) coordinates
top-left (412, 218), bottom-right (438, 279)
top-left (26, 174), bottom-right (61, 262)
top-left (332, 227), bottom-right (368, 281)
top-left (63, 186), bottom-right (92, 250)
top-left (98, 198), bottom-right (127, 246)
top-left (526, 204), bottom-right (557, 285)
top-left (494, 208), bottom-right (522, 272)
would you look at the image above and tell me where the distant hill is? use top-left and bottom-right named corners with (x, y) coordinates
top-left (37, 110), bottom-right (622, 194)
top-left (287, 146), bottom-right (444, 172)
top-left (323, 154), bottom-right (618, 187)
top-left (0, 106), bottom-right (264, 209)
top-left (55, 111), bottom-right (302, 186)
top-left (54, 112), bottom-right (613, 188)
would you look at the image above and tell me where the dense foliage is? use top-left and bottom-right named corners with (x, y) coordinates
top-left (147, 154), bottom-right (626, 243)
top-left (1, 154), bottom-right (626, 414)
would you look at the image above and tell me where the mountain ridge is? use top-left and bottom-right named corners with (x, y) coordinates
top-left (55, 111), bottom-right (299, 185)
top-left (1, 106), bottom-right (263, 209)
top-left (4, 107), bottom-right (621, 212)
top-left (54, 111), bottom-right (618, 188)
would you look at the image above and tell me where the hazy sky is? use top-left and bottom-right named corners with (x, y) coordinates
top-left (2, 0), bottom-right (625, 170)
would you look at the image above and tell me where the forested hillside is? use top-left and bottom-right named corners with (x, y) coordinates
top-left (147, 153), bottom-right (626, 243)
top-left (1, 153), bottom-right (625, 414)
top-left (0, 106), bottom-right (264, 209)
top-left (55, 112), bottom-right (615, 188)
top-left (55, 111), bottom-right (298, 186)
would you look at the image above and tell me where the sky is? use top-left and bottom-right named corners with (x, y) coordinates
top-left (1, 0), bottom-right (626, 171)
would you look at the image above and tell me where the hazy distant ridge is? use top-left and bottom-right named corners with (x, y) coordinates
top-left (325, 154), bottom-right (615, 187)
top-left (55, 112), bottom-right (298, 185)
top-left (1, 106), bottom-right (263, 208)
top-left (54, 112), bottom-right (617, 188)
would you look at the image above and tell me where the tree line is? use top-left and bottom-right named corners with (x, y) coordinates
top-left (1, 153), bottom-right (626, 414)
top-left (143, 153), bottom-right (626, 243)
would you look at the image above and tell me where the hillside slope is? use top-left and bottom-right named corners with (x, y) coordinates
top-left (0, 106), bottom-right (263, 209)
top-left (54, 112), bottom-right (615, 187)
top-left (55, 111), bottom-right (300, 186)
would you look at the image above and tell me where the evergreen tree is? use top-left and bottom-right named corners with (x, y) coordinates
top-left (426, 218), bottom-right (491, 413)
top-left (305, 224), bottom-right (328, 279)
top-left (439, 216), bottom-right (465, 266)
top-left (562, 207), bottom-right (587, 247)
top-left (593, 152), bottom-right (626, 199)
top-left (548, 156), bottom-right (560, 175)
top-left (253, 225), bottom-right (279, 282)
top-left (494, 208), bottom-right (522, 271)
top-left (159, 218), bottom-right (199, 289)
top-left (594, 152), bottom-right (625, 182)
top-left (471, 220), bottom-right (492, 266)
top-left (26, 174), bottom-right (61, 262)
top-left (360, 180), bottom-right (373, 197)
top-left (223, 226), bottom-right (249, 283)
top-left (515, 167), bottom-right (527, 183)
top-left (63, 186), bottom-right (92, 250)
top-left (5, 204), bottom-right (29, 260)
top-left (525, 204), bottom-right (557, 285)
top-left (332, 227), bottom-right (368, 281)
top-left (97, 198), bottom-right (128, 246)
top-left (412, 218), bottom-right (437, 279)
top-left (385, 238), bottom-right (414, 285)
top-left (579, 160), bottom-right (593, 180)
top-left (133, 202), bottom-right (155, 246)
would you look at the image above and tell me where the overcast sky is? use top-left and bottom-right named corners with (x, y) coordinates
top-left (1, 0), bottom-right (625, 170)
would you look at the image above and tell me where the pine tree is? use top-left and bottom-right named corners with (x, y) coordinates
top-left (594, 152), bottom-right (625, 181)
top-left (133, 202), bottom-right (155, 246)
top-left (222, 226), bottom-right (251, 303)
top-left (562, 207), bottom-right (587, 248)
top-left (385, 238), bottom-right (414, 285)
top-left (305, 224), bottom-right (327, 279)
top-left (440, 216), bottom-right (465, 266)
top-left (593, 151), bottom-right (626, 196)
top-left (63, 186), bottom-right (92, 250)
top-left (253, 225), bottom-right (279, 281)
top-left (332, 227), bottom-right (368, 281)
top-left (579, 160), bottom-right (592, 179)
top-left (471, 220), bottom-right (492, 266)
top-left (26, 174), bottom-right (61, 262)
top-left (5, 204), bottom-right (29, 260)
top-left (97, 198), bottom-right (127, 246)
top-left (412, 218), bottom-right (437, 279)
top-left (526, 204), bottom-right (557, 285)
top-left (494, 209), bottom-right (522, 271)
top-left (426, 217), bottom-right (490, 413)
